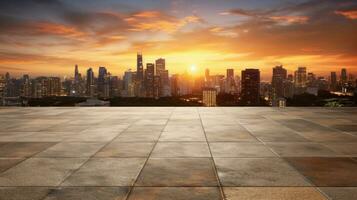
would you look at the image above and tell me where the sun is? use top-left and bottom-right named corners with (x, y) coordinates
top-left (189, 64), bottom-right (197, 74)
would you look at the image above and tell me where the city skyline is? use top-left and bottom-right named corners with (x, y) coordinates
top-left (1, 52), bottom-right (355, 107)
top-left (1, 0), bottom-right (357, 78)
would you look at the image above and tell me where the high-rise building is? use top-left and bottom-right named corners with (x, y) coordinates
top-left (98, 67), bottom-right (107, 97)
top-left (211, 75), bottom-right (225, 93)
top-left (32, 77), bottom-right (61, 97)
top-left (272, 66), bottom-right (287, 100)
top-left (103, 73), bottom-right (110, 98)
top-left (241, 69), bottom-right (260, 105)
top-left (307, 72), bottom-right (316, 87)
top-left (136, 53), bottom-right (145, 97)
top-left (202, 88), bottom-right (217, 106)
top-left (145, 63), bottom-right (155, 97)
top-left (22, 74), bottom-right (31, 98)
top-left (123, 70), bottom-right (136, 97)
top-left (155, 58), bottom-right (165, 75)
top-left (341, 68), bottom-right (347, 84)
top-left (330, 72), bottom-right (337, 91)
top-left (0, 74), bottom-right (5, 104)
top-left (109, 76), bottom-right (121, 97)
top-left (153, 75), bottom-right (161, 99)
top-left (48, 77), bottom-right (61, 96)
top-left (86, 68), bottom-right (95, 97)
top-left (294, 67), bottom-right (307, 94)
top-left (170, 74), bottom-right (179, 96)
top-left (155, 58), bottom-right (170, 97)
top-left (227, 69), bottom-right (234, 79)
top-left (73, 65), bottom-right (81, 95)
top-left (137, 53), bottom-right (144, 81)
top-left (225, 69), bottom-right (236, 94)
top-left (74, 65), bottom-right (79, 82)
top-left (294, 67), bottom-right (307, 88)
top-left (160, 70), bottom-right (170, 96)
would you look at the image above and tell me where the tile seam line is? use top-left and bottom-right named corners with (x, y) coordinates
top-left (198, 107), bottom-right (226, 200)
top-left (124, 107), bottom-right (175, 200)
top-left (54, 121), bottom-right (134, 188)
top-left (0, 141), bottom-right (59, 179)
top-left (222, 108), bottom-right (324, 196)
top-left (260, 109), bottom-right (330, 199)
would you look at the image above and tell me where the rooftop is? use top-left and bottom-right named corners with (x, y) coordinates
top-left (0, 107), bottom-right (356, 200)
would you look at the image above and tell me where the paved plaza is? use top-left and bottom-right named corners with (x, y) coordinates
top-left (0, 107), bottom-right (356, 200)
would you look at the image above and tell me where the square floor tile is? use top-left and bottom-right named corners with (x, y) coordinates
top-left (43, 187), bottom-right (129, 200)
top-left (0, 158), bottom-right (86, 186)
top-left (0, 187), bottom-right (52, 200)
top-left (0, 142), bottom-right (56, 157)
top-left (215, 158), bottom-right (310, 186)
top-left (127, 187), bottom-right (222, 200)
top-left (285, 157), bottom-right (357, 186)
top-left (36, 142), bottom-right (105, 158)
top-left (210, 142), bottom-right (276, 157)
top-left (266, 143), bottom-right (340, 157)
top-left (62, 158), bottom-right (146, 186)
top-left (0, 158), bottom-right (23, 173)
top-left (151, 142), bottom-right (210, 157)
top-left (319, 187), bottom-right (357, 200)
top-left (224, 187), bottom-right (327, 200)
top-left (95, 142), bottom-right (155, 157)
top-left (135, 158), bottom-right (218, 186)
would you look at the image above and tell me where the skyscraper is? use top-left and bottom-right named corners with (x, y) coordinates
top-left (74, 64), bottom-right (79, 82)
top-left (225, 68), bottom-right (236, 94)
top-left (272, 66), bottom-right (287, 106)
top-left (341, 68), bottom-right (347, 84)
top-left (123, 69), bottom-right (136, 97)
top-left (241, 69), bottom-right (260, 105)
top-left (155, 58), bottom-right (165, 75)
top-left (0, 74), bottom-right (5, 104)
top-left (137, 53), bottom-right (144, 81)
top-left (48, 77), bottom-right (61, 96)
top-left (98, 67), bottom-right (107, 97)
top-left (330, 72), bottom-right (337, 91)
top-left (294, 67), bottom-right (307, 94)
top-left (22, 74), bottom-right (31, 98)
top-left (272, 65), bottom-right (287, 100)
top-left (170, 74), bottom-right (179, 96)
top-left (155, 58), bottom-right (170, 97)
top-left (145, 63), bottom-right (155, 97)
top-left (86, 68), bottom-right (95, 97)
top-left (153, 75), bottom-right (161, 99)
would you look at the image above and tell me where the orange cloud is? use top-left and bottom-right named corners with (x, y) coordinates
top-left (32, 22), bottom-right (86, 38)
top-left (335, 10), bottom-right (357, 19)
top-left (269, 15), bottom-right (309, 24)
top-left (132, 11), bottom-right (162, 18)
top-left (124, 11), bottom-right (203, 33)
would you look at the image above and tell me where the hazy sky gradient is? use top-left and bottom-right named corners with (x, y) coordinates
top-left (0, 0), bottom-right (356, 80)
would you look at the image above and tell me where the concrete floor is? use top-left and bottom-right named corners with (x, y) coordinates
top-left (0, 107), bottom-right (356, 200)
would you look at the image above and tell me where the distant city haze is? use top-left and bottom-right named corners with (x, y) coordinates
top-left (0, 0), bottom-right (357, 79)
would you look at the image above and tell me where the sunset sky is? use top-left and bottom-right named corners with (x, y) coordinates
top-left (0, 0), bottom-right (357, 80)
